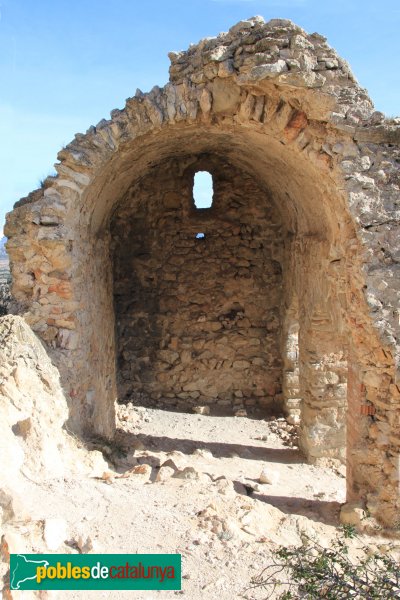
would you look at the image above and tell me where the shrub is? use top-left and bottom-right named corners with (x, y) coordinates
top-left (246, 526), bottom-right (400, 599)
top-left (0, 279), bottom-right (11, 316)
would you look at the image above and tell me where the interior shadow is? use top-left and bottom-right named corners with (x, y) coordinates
top-left (254, 493), bottom-right (342, 526)
top-left (115, 429), bottom-right (303, 464)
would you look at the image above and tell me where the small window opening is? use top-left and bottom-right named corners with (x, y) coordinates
top-left (193, 171), bottom-right (213, 209)
top-left (196, 232), bottom-right (205, 239)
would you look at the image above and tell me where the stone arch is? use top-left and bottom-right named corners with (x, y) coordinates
top-left (5, 17), bottom-right (400, 527)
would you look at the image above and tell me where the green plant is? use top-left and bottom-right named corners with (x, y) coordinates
top-left (0, 286), bottom-right (11, 315)
top-left (38, 169), bottom-right (57, 190)
top-left (245, 526), bottom-right (400, 599)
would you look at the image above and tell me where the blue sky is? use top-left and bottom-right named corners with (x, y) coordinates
top-left (0, 0), bottom-right (399, 232)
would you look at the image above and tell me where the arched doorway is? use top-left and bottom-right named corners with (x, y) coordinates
top-left (5, 17), bottom-right (400, 527)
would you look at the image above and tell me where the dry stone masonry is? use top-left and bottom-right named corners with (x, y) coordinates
top-left (112, 157), bottom-right (284, 412)
top-left (4, 17), bottom-right (400, 528)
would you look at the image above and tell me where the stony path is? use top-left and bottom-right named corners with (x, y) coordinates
top-left (17, 406), bottom-right (348, 599)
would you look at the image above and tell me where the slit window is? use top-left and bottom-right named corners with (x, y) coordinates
top-left (196, 232), bottom-right (205, 239)
top-left (193, 171), bottom-right (214, 209)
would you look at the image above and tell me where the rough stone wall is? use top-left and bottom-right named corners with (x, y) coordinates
top-left (299, 310), bottom-right (348, 462)
top-left (281, 294), bottom-right (301, 422)
top-left (111, 158), bottom-right (284, 412)
top-left (4, 17), bottom-right (400, 526)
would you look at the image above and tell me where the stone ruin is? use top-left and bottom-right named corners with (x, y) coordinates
top-left (4, 17), bottom-right (400, 528)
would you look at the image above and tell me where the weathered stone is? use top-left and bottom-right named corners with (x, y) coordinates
top-left (193, 406), bottom-right (210, 415)
top-left (218, 60), bottom-right (235, 78)
top-left (259, 467), bottom-right (280, 485)
top-left (43, 518), bottom-right (68, 551)
top-left (4, 17), bottom-right (400, 529)
top-left (250, 60), bottom-right (288, 80)
top-left (234, 408), bottom-right (247, 417)
top-left (340, 502), bottom-right (367, 528)
top-left (210, 78), bottom-right (241, 114)
top-left (174, 466), bottom-right (201, 480)
top-left (199, 88), bottom-right (212, 115)
top-left (131, 464), bottom-right (152, 479)
top-left (155, 465), bottom-right (175, 482)
top-left (229, 20), bottom-right (254, 35)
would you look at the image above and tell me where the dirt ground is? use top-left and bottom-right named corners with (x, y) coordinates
top-left (3, 404), bottom-right (365, 599)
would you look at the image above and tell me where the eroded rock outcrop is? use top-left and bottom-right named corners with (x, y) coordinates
top-left (0, 315), bottom-right (107, 523)
top-left (0, 315), bottom-right (109, 597)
